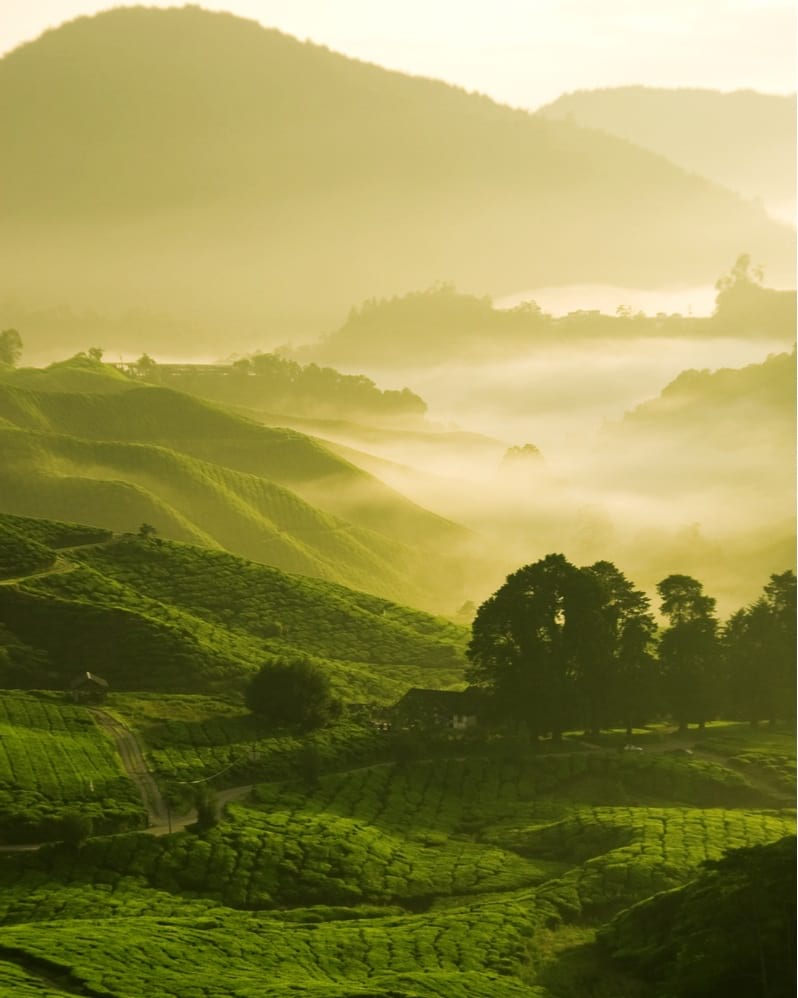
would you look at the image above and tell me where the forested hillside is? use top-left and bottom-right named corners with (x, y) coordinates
top-left (0, 7), bottom-right (793, 356)
top-left (299, 273), bottom-right (796, 367)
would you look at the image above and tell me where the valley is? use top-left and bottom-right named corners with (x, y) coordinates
top-left (0, 5), bottom-right (794, 995)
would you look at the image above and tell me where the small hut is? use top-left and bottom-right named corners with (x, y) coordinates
top-left (69, 672), bottom-right (109, 704)
top-left (394, 687), bottom-right (487, 731)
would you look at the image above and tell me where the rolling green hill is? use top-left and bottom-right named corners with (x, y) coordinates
top-left (0, 691), bottom-right (144, 843)
top-left (0, 730), bottom-right (792, 997)
top-left (0, 375), bottom-right (477, 610)
top-left (538, 87), bottom-right (797, 223)
top-left (1, 7), bottom-right (793, 357)
top-left (0, 377), bottom-right (469, 549)
top-left (0, 514), bottom-right (467, 699)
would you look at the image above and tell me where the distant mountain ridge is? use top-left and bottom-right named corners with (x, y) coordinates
top-left (538, 86), bottom-right (797, 224)
top-left (0, 6), bottom-right (793, 356)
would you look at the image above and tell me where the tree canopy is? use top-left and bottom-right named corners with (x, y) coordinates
top-left (467, 555), bottom-right (793, 737)
top-left (466, 554), bottom-right (656, 739)
top-left (245, 656), bottom-right (340, 731)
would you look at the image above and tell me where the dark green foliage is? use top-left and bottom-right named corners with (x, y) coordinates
top-left (60, 810), bottom-right (94, 845)
top-left (245, 657), bottom-right (340, 730)
top-left (657, 575), bottom-right (720, 730)
top-left (722, 571), bottom-right (796, 724)
top-left (601, 836), bottom-right (796, 998)
top-left (467, 555), bottom-right (657, 737)
top-left (193, 786), bottom-right (219, 832)
top-left (0, 522), bottom-right (54, 579)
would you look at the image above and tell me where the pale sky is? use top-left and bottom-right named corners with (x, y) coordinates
top-left (0, 0), bottom-right (795, 107)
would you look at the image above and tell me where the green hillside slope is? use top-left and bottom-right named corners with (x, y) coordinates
top-left (1, 7), bottom-right (793, 356)
top-left (0, 516), bottom-right (467, 699)
top-left (0, 424), bottom-right (471, 610)
top-left (0, 380), bottom-right (470, 553)
top-left (539, 87), bottom-right (797, 223)
top-left (600, 835), bottom-right (796, 997)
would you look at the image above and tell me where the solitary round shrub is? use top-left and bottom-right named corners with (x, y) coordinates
top-left (245, 656), bottom-right (340, 730)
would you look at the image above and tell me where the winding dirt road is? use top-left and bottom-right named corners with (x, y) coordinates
top-left (90, 709), bottom-right (254, 835)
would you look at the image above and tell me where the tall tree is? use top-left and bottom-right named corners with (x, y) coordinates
top-left (467, 553), bottom-right (609, 740)
top-left (657, 574), bottom-right (719, 732)
top-left (583, 561), bottom-right (657, 736)
top-left (723, 571), bottom-right (796, 726)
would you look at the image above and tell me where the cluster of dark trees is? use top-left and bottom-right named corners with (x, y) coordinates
top-left (467, 553), bottom-right (795, 739)
top-left (124, 350), bottom-right (427, 423)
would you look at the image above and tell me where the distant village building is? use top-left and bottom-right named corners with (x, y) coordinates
top-left (69, 672), bottom-right (109, 704)
top-left (394, 687), bottom-right (487, 731)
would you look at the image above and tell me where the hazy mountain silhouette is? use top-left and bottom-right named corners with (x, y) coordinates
top-left (1, 7), bottom-right (794, 357)
top-left (298, 277), bottom-right (796, 367)
top-left (602, 350), bottom-right (795, 510)
top-left (538, 86), bottom-right (797, 223)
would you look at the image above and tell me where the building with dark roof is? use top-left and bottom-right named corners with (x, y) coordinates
top-left (69, 672), bottom-right (109, 704)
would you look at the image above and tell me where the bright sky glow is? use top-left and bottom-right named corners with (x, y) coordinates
top-left (0, 0), bottom-right (795, 107)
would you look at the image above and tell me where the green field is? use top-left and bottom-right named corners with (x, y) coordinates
top-left (0, 516), bottom-right (468, 699)
top-left (0, 692), bottom-right (144, 842)
top-left (0, 717), bottom-right (793, 996)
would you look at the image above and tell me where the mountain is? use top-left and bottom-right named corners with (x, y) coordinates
top-left (0, 7), bottom-right (793, 358)
top-left (0, 513), bottom-right (467, 699)
top-left (538, 86), bottom-right (797, 224)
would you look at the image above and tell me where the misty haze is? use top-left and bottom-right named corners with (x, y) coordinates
top-left (0, 4), bottom-right (795, 998)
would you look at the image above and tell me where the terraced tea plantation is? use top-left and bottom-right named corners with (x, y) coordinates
top-left (0, 692), bottom-right (144, 842)
top-left (0, 712), bottom-right (793, 996)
